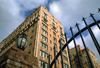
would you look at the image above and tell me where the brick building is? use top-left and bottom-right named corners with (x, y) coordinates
top-left (69, 45), bottom-right (100, 68)
top-left (0, 6), bottom-right (70, 68)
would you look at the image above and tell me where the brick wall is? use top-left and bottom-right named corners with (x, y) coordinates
top-left (0, 46), bottom-right (38, 68)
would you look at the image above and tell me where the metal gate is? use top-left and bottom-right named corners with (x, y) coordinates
top-left (47, 8), bottom-right (100, 68)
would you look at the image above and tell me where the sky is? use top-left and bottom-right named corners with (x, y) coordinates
top-left (0, 0), bottom-right (100, 64)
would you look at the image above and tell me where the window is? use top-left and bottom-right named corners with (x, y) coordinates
top-left (31, 30), bottom-right (34, 34)
top-left (50, 40), bottom-right (52, 44)
top-left (41, 28), bottom-right (48, 35)
top-left (54, 43), bottom-right (57, 48)
top-left (60, 27), bottom-right (62, 32)
top-left (63, 56), bottom-right (68, 61)
top-left (50, 34), bottom-right (51, 37)
top-left (50, 47), bottom-right (52, 51)
top-left (34, 14), bottom-right (37, 19)
top-left (27, 30), bottom-right (29, 33)
top-left (43, 12), bottom-right (47, 19)
top-left (30, 37), bottom-right (33, 41)
top-left (61, 38), bottom-right (64, 43)
top-left (64, 63), bottom-right (69, 68)
top-left (41, 35), bottom-right (48, 42)
top-left (40, 50), bottom-right (47, 58)
top-left (56, 59), bottom-right (59, 64)
top-left (56, 51), bottom-right (58, 55)
top-left (29, 44), bottom-right (32, 49)
top-left (39, 60), bottom-right (47, 68)
top-left (33, 25), bottom-right (35, 29)
top-left (85, 56), bottom-right (88, 60)
top-left (50, 55), bottom-right (52, 59)
top-left (42, 23), bottom-right (48, 30)
top-left (53, 37), bottom-right (57, 42)
top-left (63, 50), bottom-right (67, 55)
top-left (53, 32), bottom-right (56, 36)
top-left (52, 22), bottom-right (55, 26)
top-left (40, 42), bottom-right (48, 50)
top-left (50, 29), bottom-right (51, 31)
top-left (26, 36), bottom-right (28, 39)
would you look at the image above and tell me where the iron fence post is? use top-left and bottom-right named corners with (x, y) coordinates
top-left (82, 17), bottom-right (100, 55)
top-left (76, 23), bottom-right (95, 68)
top-left (70, 26), bottom-right (83, 68)
top-left (65, 33), bottom-right (73, 68)
top-left (59, 39), bottom-right (64, 68)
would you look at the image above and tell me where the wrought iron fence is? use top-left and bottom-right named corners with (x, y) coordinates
top-left (47, 8), bottom-right (100, 68)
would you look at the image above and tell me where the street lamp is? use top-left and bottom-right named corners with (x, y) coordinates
top-left (16, 34), bottom-right (28, 50)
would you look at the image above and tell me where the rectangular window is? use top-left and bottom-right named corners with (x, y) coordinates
top-left (40, 50), bottom-right (47, 58)
top-left (60, 27), bottom-right (62, 32)
top-left (34, 14), bottom-right (37, 19)
top-left (50, 47), bottom-right (52, 51)
top-left (43, 12), bottom-right (47, 19)
top-left (85, 56), bottom-right (88, 60)
top-left (53, 37), bottom-right (57, 42)
top-left (56, 59), bottom-right (59, 64)
top-left (39, 60), bottom-right (47, 68)
top-left (50, 40), bottom-right (52, 44)
top-left (42, 23), bottom-right (48, 30)
top-left (27, 30), bottom-right (29, 33)
top-left (54, 43), bottom-right (57, 48)
top-left (50, 55), bottom-right (52, 59)
top-left (63, 50), bottom-right (67, 55)
top-left (64, 63), bottom-right (69, 68)
top-left (63, 55), bottom-right (68, 61)
top-left (61, 38), bottom-right (64, 43)
top-left (41, 35), bottom-right (48, 42)
top-left (53, 32), bottom-right (56, 36)
top-left (33, 25), bottom-right (35, 29)
top-left (40, 42), bottom-right (48, 50)
top-left (56, 51), bottom-right (58, 55)
top-left (41, 28), bottom-right (48, 35)
top-left (30, 37), bottom-right (33, 41)
top-left (29, 44), bottom-right (32, 49)
top-left (31, 30), bottom-right (34, 35)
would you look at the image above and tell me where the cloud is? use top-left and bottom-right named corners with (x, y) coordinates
top-left (0, 0), bottom-right (48, 42)
top-left (49, 0), bottom-right (100, 63)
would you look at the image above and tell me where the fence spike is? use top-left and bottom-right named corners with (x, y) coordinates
top-left (90, 13), bottom-right (100, 29)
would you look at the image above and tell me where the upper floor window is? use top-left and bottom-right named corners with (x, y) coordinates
top-left (50, 34), bottom-right (51, 37)
top-left (29, 44), bottom-right (32, 49)
top-left (43, 12), bottom-right (47, 19)
top-left (63, 50), bottom-right (67, 55)
top-left (27, 30), bottom-right (29, 33)
top-left (40, 50), bottom-right (47, 58)
top-left (42, 23), bottom-right (48, 30)
top-left (53, 37), bottom-right (57, 42)
top-left (56, 59), bottom-right (59, 64)
top-left (63, 56), bottom-right (68, 61)
top-left (61, 38), bottom-right (65, 43)
top-left (54, 43), bottom-right (57, 48)
top-left (40, 42), bottom-right (48, 50)
top-left (50, 40), bottom-right (52, 44)
top-left (60, 27), bottom-right (62, 32)
top-left (39, 60), bottom-right (47, 68)
top-left (41, 35), bottom-right (48, 42)
top-left (33, 25), bottom-right (35, 29)
top-left (41, 28), bottom-right (48, 35)
top-left (50, 55), bottom-right (52, 59)
top-left (52, 22), bottom-right (55, 26)
top-left (31, 30), bottom-right (34, 35)
top-left (30, 37), bottom-right (33, 41)
top-left (53, 32), bottom-right (56, 36)
top-left (64, 63), bottom-right (69, 68)
top-left (34, 14), bottom-right (37, 19)
top-left (50, 47), bottom-right (52, 51)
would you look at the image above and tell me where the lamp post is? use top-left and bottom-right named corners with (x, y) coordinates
top-left (16, 34), bottom-right (28, 50)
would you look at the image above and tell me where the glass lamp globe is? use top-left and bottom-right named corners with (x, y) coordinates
top-left (17, 34), bottom-right (28, 50)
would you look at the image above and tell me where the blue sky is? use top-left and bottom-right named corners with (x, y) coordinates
top-left (0, 0), bottom-right (100, 63)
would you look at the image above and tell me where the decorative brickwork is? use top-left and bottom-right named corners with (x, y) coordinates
top-left (0, 46), bottom-right (38, 68)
